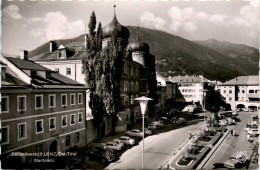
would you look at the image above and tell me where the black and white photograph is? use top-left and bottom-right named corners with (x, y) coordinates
top-left (0, 0), bottom-right (259, 169)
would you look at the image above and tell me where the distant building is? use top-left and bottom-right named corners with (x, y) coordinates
top-left (216, 75), bottom-right (259, 111)
top-left (170, 75), bottom-right (205, 105)
top-left (1, 55), bottom-right (88, 168)
top-left (156, 73), bottom-right (167, 109)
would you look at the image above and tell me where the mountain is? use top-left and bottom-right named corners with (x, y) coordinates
top-left (27, 26), bottom-right (258, 82)
top-left (194, 39), bottom-right (258, 75)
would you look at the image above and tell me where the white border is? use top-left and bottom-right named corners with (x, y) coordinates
top-left (17, 122), bottom-right (27, 141)
top-left (1, 96), bottom-right (9, 113)
top-left (61, 94), bottom-right (67, 107)
top-left (70, 93), bottom-right (76, 105)
top-left (1, 126), bottom-right (9, 145)
top-left (61, 115), bottom-right (68, 128)
top-left (49, 117), bottom-right (56, 131)
top-left (35, 119), bottom-right (44, 134)
top-left (35, 95), bottom-right (43, 110)
top-left (17, 95), bottom-right (26, 112)
top-left (48, 94), bottom-right (56, 108)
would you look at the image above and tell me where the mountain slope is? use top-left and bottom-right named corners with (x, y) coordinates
top-left (194, 39), bottom-right (258, 75)
top-left (27, 26), bottom-right (258, 82)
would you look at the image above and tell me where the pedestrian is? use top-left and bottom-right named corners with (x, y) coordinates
top-left (233, 130), bottom-right (237, 136)
top-left (247, 134), bottom-right (251, 141)
top-left (230, 129), bottom-right (233, 136)
top-left (189, 130), bottom-right (192, 139)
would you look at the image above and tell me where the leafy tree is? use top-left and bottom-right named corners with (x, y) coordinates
top-left (83, 11), bottom-right (121, 137)
top-left (205, 89), bottom-right (226, 120)
top-left (88, 11), bottom-right (96, 37)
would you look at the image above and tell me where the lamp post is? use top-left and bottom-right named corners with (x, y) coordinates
top-left (135, 96), bottom-right (153, 169)
top-left (203, 89), bottom-right (208, 125)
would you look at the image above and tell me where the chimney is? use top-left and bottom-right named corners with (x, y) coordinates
top-left (20, 50), bottom-right (28, 60)
top-left (50, 41), bottom-right (56, 52)
top-left (1, 65), bottom-right (7, 79)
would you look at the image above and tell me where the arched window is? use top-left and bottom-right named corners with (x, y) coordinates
top-left (131, 95), bottom-right (134, 104)
top-left (124, 80), bottom-right (128, 91)
top-left (124, 96), bottom-right (129, 106)
top-left (131, 81), bottom-right (134, 92)
top-left (135, 82), bottom-right (138, 92)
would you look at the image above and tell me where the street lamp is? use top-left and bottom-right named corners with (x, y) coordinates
top-left (135, 96), bottom-right (153, 169)
top-left (203, 89), bottom-right (208, 125)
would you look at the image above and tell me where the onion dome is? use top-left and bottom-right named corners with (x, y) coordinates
top-left (127, 32), bottom-right (149, 52)
top-left (102, 16), bottom-right (130, 40)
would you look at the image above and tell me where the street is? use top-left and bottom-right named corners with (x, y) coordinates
top-left (202, 111), bottom-right (258, 169)
top-left (106, 113), bottom-right (210, 169)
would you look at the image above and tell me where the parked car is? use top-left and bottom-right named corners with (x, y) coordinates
top-left (219, 111), bottom-right (233, 117)
top-left (247, 128), bottom-right (259, 137)
top-left (140, 128), bottom-right (153, 135)
top-left (227, 118), bottom-right (237, 125)
top-left (150, 121), bottom-right (165, 128)
top-left (148, 124), bottom-right (158, 130)
top-left (118, 136), bottom-right (135, 145)
top-left (113, 139), bottom-right (125, 148)
top-left (232, 111), bottom-right (238, 116)
top-left (232, 116), bottom-right (240, 122)
top-left (125, 129), bottom-right (144, 138)
top-left (84, 146), bottom-right (115, 163)
top-left (103, 141), bottom-right (123, 151)
top-left (219, 119), bottom-right (228, 126)
top-left (213, 152), bottom-right (249, 169)
top-left (159, 117), bottom-right (171, 124)
top-left (245, 125), bottom-right (258, 132)
top-left (176, 118), bottom-right (187, 125)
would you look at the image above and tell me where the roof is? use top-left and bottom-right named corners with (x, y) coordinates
top-left (221, 76), bottom-right (259, 86)
top-left (1, 67), bottom-right (30, 88)
top-left (170, 75), bottom-right (203, 83)
top-left (3, 57), bottom-right (88, 89)
top-left (6, 57), bottom-right (51, 71)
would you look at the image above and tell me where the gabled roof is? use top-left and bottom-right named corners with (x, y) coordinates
top-left (170, 75), bottom-right (202, 83)
top-left (6, 57), bottom-right (51, 71)
top-left (221, 75), bottom-right (259, 86)
top-left (1, 67), bottom-right (30, 88)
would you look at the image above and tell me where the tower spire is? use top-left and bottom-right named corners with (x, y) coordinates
top-left (113, 0), bottom-right (116, 18)
top-left (137, 25), bottom-right (140, 40)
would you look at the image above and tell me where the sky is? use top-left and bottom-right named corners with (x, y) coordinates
top-left (1, 0), bottom-right (259, 56)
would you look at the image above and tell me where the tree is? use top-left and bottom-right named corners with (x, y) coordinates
top-left (83, 11), bottom-right (121, 138)
top-left (205, 89), bottom-right (226, 120)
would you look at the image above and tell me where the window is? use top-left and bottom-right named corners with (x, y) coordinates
top-left (62, 115), bottom-right (67, 127)
top-left (66, 67), bottom-right (71, 75)
top-left (70, 94), bottom-right (75, 105)
top-left (130, 67), bottom-right (133, 76)
top-left (49, 117), bottom-right (56, 130)
top-left (131, 81), bottom-right (134, 92)
top-left (124, 81), bottom-right (128, 91)
top-left (135, 82), bottom-right (138, 92)
top-left (223, 90), bottom-right (226, 93)
top-left (35, 120), bottom-right (44, 134)
top-left (249, 90), bottom-right (254, 93)
top-left (61, 94), bottom-right (67, 106)
top-left (78, 93), bottom-right (83, 105)
top-left (49, 94), bottom-right (56, 108)
top-left (124, 96), bottom-right (129, 106)
top-left (255, 90), bottom-right (259, 93)
top-left (54, 67), bottom-right (59, 73)
top-left (70, 114), bottom-right (76, 125)
top-left (1, 96), bottom-right (9, 113)
top-left (17, 96), bottom-right (26, 111)
top-left (78, 112), bottom-right (83, 123)
top-left (1, 126), bottom-right (9, 144)
top-left (75, 132), bottom-right (80, 143)
top-left (229, 90), bottom-right (232, 94)
top-left (18, 123), bottom-right (26, 141)
top-left (66, 135), bottom-right (70, 147)
top-left (229, 97), bottom-right (232, 101)
top-left (35, 95), bottom-right (43, 109)
top-left (130, 95), bottom-right (134, 104)
top-left (242, 90), bottom-right (245, 93)
top-left (36, 144), bottom-right (43, 153)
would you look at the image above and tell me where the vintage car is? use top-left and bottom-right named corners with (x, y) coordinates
top-left (103, 141), bottom-right (123, 151)
top-left (140, 128), bottom-right (153, 135)
top-left (125, 129), bottom-right (144, 138)
top-left (113, 139), bottom-right (125, 148)
top-left (84, 146), bottom-right (115, 163)
top-left (118, 136), bottom-right (135, 145)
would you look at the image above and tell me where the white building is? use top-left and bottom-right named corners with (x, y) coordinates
top-left (216, 75), bottom-right (259, 111)
top-left (170, 75), bottom-right (205, 105)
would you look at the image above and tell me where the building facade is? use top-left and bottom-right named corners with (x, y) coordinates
top-left (170, 75), bottom-right (205, 105)
top-left (1, 56), bottom-right (88, 168)
top-left (215, 75), bottom-right (259, 111)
